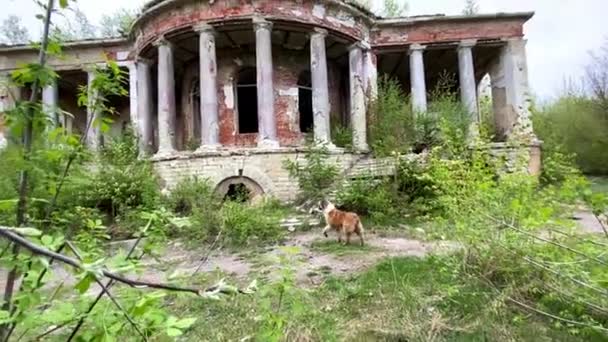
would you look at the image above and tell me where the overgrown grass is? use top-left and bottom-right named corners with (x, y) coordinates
top-left (172, 256), bottom-right (586, 341)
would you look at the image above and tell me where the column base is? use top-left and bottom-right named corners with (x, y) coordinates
top-left (196, 143), bottom-right (222, 152)
top-left (154, 148), bottom-right (176, 158)
top-left (257, 138), bottom-right (280, 149)
top-left (354, 144), bottom-right (370, 153)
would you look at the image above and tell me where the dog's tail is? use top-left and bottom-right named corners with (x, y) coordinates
top-left (356, 219), bottom-right (365, 246)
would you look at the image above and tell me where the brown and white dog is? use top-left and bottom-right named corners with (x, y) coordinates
top-left (314, 200), bottom-right (364, 246)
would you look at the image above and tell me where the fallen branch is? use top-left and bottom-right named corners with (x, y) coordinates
top-left (493, 241), bottom-right (608, 298)
top-left (549, 228), bottom-right (608, 248)
top-left (507, 297), bottom-right (608, 333)
top-left (475, 267), bottom-right (608, 333)
top-left (593, 213), bottom-right (608, 239)
top-left (485, 214), bottom-right (608, 267)
top-left (193, 230), bottom-right (223, 274)
top-left (65, 242), bottom-right (147, 341)
top-left (67, 222), bottom-right (150, 341)
top-left (0, 227), bottom-right (252, 296)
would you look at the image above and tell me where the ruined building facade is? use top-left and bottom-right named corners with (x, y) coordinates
top-left (0, 0), bottom-right (540, 201)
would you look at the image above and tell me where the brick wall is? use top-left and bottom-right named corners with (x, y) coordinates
top-left (152, 149), bottom-right (394, 202)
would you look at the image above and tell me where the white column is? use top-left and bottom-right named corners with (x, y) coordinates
top-left (489, 38), bottom-right (535, 141)
top-left (409, 44), bottom-right (427, 114)
top-left (42, 79), bottom-right (59, 128)
top-left (0, 73), bottom-right (14, 149)
top-left (363, 48), bottom-right (378, 103)
top-left (195, 23), bottom-right (220, 149)
top-left (136, 58), bottom-right (154, 155)
top-left (458, 40), bottom-right (478, 119)
top-left (253, 16), bottom-right (279, 148)
top-left (86, 69), bottom-right (101, 150)
top-left (349, 43), bottom-right (368, 151)
top-left (310, 28), bottom-right (332, 146)
top-left (155, 37), bottom-right (177, 155)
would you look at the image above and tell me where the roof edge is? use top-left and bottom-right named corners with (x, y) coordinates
top-left (0, 37), bottom-right (129, 53)
top-left (376, 11), bottom-right (535, 26)
top-left (132, 0), bottom-right (378, 33)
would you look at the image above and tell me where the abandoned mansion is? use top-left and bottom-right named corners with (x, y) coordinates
top-left (0, 0), bottom-right (541, 201)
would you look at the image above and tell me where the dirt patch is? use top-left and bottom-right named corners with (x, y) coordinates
top-left (0, 230), bottom-right (459, 296)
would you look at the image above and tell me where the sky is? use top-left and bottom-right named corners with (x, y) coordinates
top-left (1, 0), bottom-right (607, 100)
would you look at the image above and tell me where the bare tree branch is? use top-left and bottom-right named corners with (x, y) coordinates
top-left (65, 241), bottom-right (148, 341)
top-left (0, 227), bottom-right (253, 296)
top-left (67, 221), bottom-right (150, 341)
top-left (507, 297), bottom-right (608, 332)
top-left (485, 214), bottom-right (608, 267)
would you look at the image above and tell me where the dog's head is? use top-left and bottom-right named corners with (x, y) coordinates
top-left (308, 199), bottom-right (334, 215)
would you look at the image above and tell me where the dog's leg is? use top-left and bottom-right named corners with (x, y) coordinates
top-left (346, 232), bottom-right (352, 245)
top-left (356, 231), bottom-right (364, 246)
top-left (356, 221), bottom-right (365, 246)
top-left (322, 225), bottom-right (331, 238)
top-left (337, 228), bottom-right (343, 243)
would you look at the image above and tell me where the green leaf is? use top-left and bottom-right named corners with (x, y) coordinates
top-left (0, 199), bottom-right (18, 210)
top-left (166, 327), bottom-right (183, 337)
top-left (0, 310), bottom-right (13, 325)
top-left (59, 0), bottom-right (69, 8)
top-left (74, 273), bottom-right (95, 294)
top-left (41, 235), bottom-right (53, 247)
top-left (7, 227), bottom-right (43, 237)
top-left (173, 317), bottom-right (197, 329)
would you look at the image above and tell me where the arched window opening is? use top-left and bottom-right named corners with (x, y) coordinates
top-left (298, 71), bottom-right (313, 133)
top-left (236, 68), bottom-right (258, 133)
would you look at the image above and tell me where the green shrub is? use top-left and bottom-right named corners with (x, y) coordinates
top-left (220, 201), bottom-right (283, 246)
top-left (163, 176), bottom-right (216, 216)
top-left (284, 141), bottom-right (339, 203)
top-left (335, 176), bottom-right (397, 224)
top-left (75, 131), bottom-right (160, 217)
top-left (369, 76), bottom-right (415, 156)
top-left (533, 95), bottom-right (608, 175)
top-left (331, 122), bottom-right (353, 150)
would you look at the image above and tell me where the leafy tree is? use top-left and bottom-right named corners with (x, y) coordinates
top-left (462, 0), bottom-right (480, 15)
top-left (586, 38), bottom-right (608, 110)
top-left (51, 7), bottom-right (97, 41)
top-left (99, 8), bottom-right (138, 38)
top-left (0, 15), bottom-right (30, 45)
top-left (383, 0), bottom-right (408, 17)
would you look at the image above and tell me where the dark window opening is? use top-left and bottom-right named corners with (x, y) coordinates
top-left (298, 71), bottom-right (313, 133)
top-left (236, 68), bottom-right (258, 133)
top-left (224, 183), bottom-right (251, 203)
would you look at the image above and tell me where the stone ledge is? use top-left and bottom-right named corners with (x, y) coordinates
top-left (149, 146), bottom-right (371, 162)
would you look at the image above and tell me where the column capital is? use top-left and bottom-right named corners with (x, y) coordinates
top-left (135, 56), bottom-right (154, 65)
top-left (193, 22), bottom-right (214, 33)
top-left (348, 41), bottom-right (369, 52)
top-left (409, 43), bottom-right (426, 52)
top-left (153, 36), bottom-right (172, 47)
top-left (458, 39), bottom-right (477, 49)
top-left (311, 27), bottom-right (328, 37)
top-left (253, 16), bottom-right (272, 30)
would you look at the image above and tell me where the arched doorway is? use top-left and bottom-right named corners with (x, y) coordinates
top-left (215, 176), bottom-right (264, 203)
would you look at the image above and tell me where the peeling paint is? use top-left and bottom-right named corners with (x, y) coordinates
top-left (312, 4), bottom-right (326, 18)
top-left (278, 87), bottom-right (299, 97)
top-left (223, 84), bottom-right (234, 109)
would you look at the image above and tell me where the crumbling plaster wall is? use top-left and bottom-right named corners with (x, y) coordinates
top-left (178, 47), bottom-right (345, 148)
top-left (134, 0), bottom-right (370, 54)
